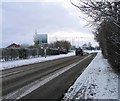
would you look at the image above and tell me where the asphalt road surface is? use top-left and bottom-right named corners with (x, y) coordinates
top-left (2, 53), bottom-right (96, 100)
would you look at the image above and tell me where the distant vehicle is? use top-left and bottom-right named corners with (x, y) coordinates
top-left (75, 47), bottom-right (83, 56)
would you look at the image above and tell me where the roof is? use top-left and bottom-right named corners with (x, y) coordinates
top-left (6, 43), bottom-right (21, 48)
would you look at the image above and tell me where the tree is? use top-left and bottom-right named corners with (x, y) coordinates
top-left (20, 44), bottom-right (30, 48)
top-left (49, 40), bottom-right (71, 52)
top-left (71, 0), bottom-right (120, 72)
top-left (88, 42), bottom-right (92, 50)
top-left (60, 40), bottom-right (71, 52)
top-left (70, 0), bottom-right (120, 26)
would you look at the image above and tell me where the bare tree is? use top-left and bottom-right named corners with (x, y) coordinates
top-left (49, 40), bottom-right (71, 52)
top-left (70, 0), bottom-right (120, 72)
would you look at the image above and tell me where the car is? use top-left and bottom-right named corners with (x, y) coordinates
top-left (75, 48), bottom-right (83, 56)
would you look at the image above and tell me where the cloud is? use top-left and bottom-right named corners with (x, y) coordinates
top-left (2, 1), bottom-right (96, 48)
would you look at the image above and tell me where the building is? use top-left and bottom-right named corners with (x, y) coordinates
top-left (33, 30), bottom-right (48, 45)
top-left (6, 43), bottom-right (21, 49)
top-left (81, 43), bottom-right (88, 50)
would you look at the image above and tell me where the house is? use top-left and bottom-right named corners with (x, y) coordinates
top-left (81, 43), bottom-right (88, 50)
top-left (6, 43), bottom-right (21, 49)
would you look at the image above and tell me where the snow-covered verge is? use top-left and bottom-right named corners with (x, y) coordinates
top-left (84, 50), bottom-right (101, 54)
top-left (0, 51), bottom-right (75, 70)
top-left (63, 52), bottom-right (118, 100)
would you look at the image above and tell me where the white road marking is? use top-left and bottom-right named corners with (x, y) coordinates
top-left (1, 55), bottom-right (91, 100)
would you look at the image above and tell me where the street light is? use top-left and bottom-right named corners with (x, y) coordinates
top-left (44, 46), bottom-right (48, 58)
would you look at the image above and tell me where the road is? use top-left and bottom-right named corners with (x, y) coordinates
top-left (2, 53), bottom-right (96, 100)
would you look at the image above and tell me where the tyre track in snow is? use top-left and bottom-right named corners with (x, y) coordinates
top-left (2, 54), bottom-right (87, 96)
top-left (21, 53), bottom-right (96, 100)
top-left (2, 53), bottom-right (96, 100)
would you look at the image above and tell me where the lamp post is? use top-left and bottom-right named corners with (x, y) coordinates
top-left (37, 48), bottom-right (39, 57)
top-left (58, 47), bottom-right (60, 55)
top-left (44, 46), bottom-right (48, 58)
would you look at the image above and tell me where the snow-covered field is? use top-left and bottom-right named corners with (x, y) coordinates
top-left (63, 52), bottom-right (118, 100)
top-left (1, 51), bottom-right (75, 70)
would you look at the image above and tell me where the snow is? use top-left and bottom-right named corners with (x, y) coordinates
top-left (1, 51), bottom-right (75, 70)
top-left (84, 50), bottom-right (101, 53)
top-left (63, 52), bottom-right (118, 100)
top-left (2, 54), bottom-right (91, 100)
top-left (0, 50), bottom-right (101, 70)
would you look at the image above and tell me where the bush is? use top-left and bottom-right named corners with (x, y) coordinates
top-left (47, 49), bottom-right (60, 55)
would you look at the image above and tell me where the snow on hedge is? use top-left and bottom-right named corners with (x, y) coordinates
top-left (63, 52), bottom-right (118, 100)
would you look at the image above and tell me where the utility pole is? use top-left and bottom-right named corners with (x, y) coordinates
top-left (35, 29), bottom-right (37, 35)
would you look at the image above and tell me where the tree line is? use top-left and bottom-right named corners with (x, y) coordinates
top-left (71, 0), bottom-right (120, 73)
top-left (1, 40), bottom-right (72, 62)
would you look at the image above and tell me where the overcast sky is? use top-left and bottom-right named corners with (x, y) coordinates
top-left (1, 0), bottom-right (98, 48)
